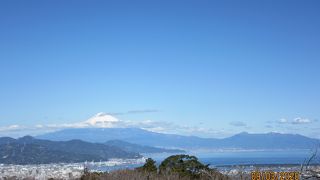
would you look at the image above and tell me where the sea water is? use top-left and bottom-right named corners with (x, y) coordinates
top-left (145, 149), bottom-right (313, 166)
top-left (91, 149), bottom-right (316, 172)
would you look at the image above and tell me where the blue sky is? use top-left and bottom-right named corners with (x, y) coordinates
top-left (0, 0), bottom-right (320, 138)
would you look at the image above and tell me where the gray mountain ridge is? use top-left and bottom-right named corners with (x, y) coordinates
top-left (37, 128), bottom-right (320, 150)
top-left (105, 139), bottom-right (185, 153)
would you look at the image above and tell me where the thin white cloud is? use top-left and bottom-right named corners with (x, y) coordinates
top-left (292, 117), bottom-right (311, 124)
top-left (109, 109), bottom-right (159, 116)
top-left (229, 121), bottom-right (247, 127)
top-left (0, 124), bottom-right (22, 132)
top-left (0, 112), bottom-right (249, 138)
top-left (276, 117), bottom-right (314, 125)
top-left (265, 125), bottom-right (273, 128)
top-left (278, 118), bottom-right (288, 124)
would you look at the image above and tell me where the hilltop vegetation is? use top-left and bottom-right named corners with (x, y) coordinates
top-left (81, 154), bottom-right (229, 180)
top-left (0, 143), bottom-right (102, 164)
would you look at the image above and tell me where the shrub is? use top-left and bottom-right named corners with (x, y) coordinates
top-left (136, 158), bottom-right (157, 173)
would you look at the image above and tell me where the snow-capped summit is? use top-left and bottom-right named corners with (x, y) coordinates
top-left (85, 112), bottom-right (119, 127)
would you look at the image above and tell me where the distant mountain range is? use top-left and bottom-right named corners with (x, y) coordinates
top-left (0, 135), bottom-right (185, 164)
top-left (1, 128), bottom-right (318, 164)
top-left (105, 140), bottom-right (184, 154)
top-left (0, 136), bottom-right (140, 164)
top-left (37, 128), bottom-right (320, 150)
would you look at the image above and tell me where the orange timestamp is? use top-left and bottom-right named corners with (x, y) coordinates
top-left (251, 171), bottom-right (300, 180)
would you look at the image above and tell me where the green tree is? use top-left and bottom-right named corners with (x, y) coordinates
top-left (137, 158), bottom-right (157, 173)
top-left (159, 154), bottom-right (209, 178)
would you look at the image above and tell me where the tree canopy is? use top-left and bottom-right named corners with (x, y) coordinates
top-left (159, 154), bottom-right (210, 178)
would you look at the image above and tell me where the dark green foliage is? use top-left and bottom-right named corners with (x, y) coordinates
top-left (0, 143), bottom-right (102, 164)
top-left (136, 158), bottom-right (157, 173)
top-left (0, 136), bottom-right (141, 164)
top-left (159, 154), bottom-right (210, 178)
top-left (80, 154), bottom-right (229, 180)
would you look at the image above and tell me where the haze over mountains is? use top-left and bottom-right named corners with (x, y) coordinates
top-left (105, 140), bottom-right (185, 154)
top-left (37, 128), bottom-right (320, 150)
